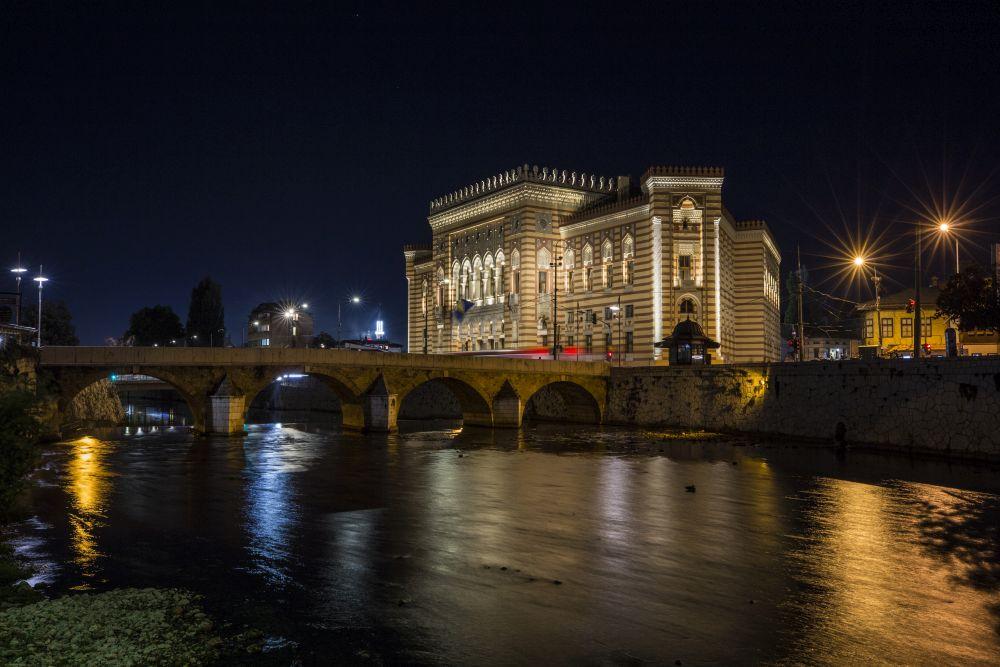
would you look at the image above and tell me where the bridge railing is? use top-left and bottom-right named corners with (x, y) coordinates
top-left (38, 346), bottom-right (611, 376)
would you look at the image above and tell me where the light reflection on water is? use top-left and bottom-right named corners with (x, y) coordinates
top-left (6, 424), bottom-right (1000, 664)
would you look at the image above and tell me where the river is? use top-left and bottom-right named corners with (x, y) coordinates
top-left (4, 423), bottom-right (1000, 665)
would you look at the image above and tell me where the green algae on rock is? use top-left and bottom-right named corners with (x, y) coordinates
top-left (0, 588), bottom-right (221, 665)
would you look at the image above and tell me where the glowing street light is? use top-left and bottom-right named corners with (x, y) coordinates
top-left (338, 296), bottom-right (362, 342)
top-left (33, 266), bottom-right (48, 347)
top-left (10, 252), bottom-right (27, 325)
top-left (852, 255), bottom-right (883, 355)
top-left (937, 220), bottom-right (960, 275)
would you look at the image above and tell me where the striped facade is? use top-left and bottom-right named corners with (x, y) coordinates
top-left (404, 164), bottom-right (781, 363)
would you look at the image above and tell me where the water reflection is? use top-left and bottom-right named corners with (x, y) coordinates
top-left (64, 436), bottom-right (113, 586)
top-left (7, 425), bottom-right (1000, 663)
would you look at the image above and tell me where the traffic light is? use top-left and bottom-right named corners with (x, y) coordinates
top-left (906, 298), bottom-right (915, 313)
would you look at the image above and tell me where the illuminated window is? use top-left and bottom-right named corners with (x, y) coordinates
top-left (625, 331), bottom-right (634, 353)
top-left (880, 317), bottom-right (893, 339)
top-left (537, 270), bottom-right (548, 294)
top-left (678, 255), bottom-right (692, 281)
top-left (864, 318), bottom-right (874, 340)
top-left (922, 317), bottom-right (932, 337)
top-left (261, 338), bottom-right (270, 347)
top-left (679, 298), bottom-right (696, 315)
top-left (901, 317), bottom-right (913, 339)
top-left (604, 263), bottom-right (613, 288)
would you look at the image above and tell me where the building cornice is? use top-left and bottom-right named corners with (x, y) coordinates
top-left (645, 175), bottom-right (725, 191)
top-left (429, 163), bottom-right (618, 215)
top-left (428, 183), bottom-right (603, 232)
top-left (559, 204), bottom-right (650, 237)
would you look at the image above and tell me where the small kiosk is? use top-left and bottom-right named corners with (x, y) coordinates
top-left (654, 318), bottom-right (720, 365)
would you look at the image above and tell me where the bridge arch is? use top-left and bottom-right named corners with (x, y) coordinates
top-left (241, 367), bottom-right (367, 429)
top-left (523, 380), bottom-right (603, 424)
top-left (397, 376), bottom-right (493, 427)
top-left (57, 368), bottom-right (205, 433)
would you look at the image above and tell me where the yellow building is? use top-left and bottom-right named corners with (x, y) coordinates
top-left (857, 286), bottom-right (947, 356)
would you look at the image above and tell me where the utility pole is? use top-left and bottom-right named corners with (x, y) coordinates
top-left (550, 255), bottom-right (561, 360)
top-left (913, 224), bottom-right (923, 359)
top-left (796, 246), bottom-right (805, 362)
top-left (873, 267), bottom-right (883, 356)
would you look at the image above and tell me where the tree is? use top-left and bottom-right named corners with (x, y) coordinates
top-left (936, 265), bottom-right (1000, 333)
top-left (310, 332), bottom-right (337, 349)
top-left (124, 305), bottom-right (185, 346)
top-left (186, 277), bottom-right (225, 346)
top-left (21, 300), bottom-right (79, 345)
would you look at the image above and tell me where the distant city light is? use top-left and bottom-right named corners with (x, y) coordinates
top-left (375, 320), bottom-right (384, 339)
top-left (301, 303), bottom-right (309, 309)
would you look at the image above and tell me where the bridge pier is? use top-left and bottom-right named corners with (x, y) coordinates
top-left (207, 377), bottom-right (246, 435)
top-left (362, 375), bottom-right (398, 432)
top-left (491, 381), bottom-right (522, 428)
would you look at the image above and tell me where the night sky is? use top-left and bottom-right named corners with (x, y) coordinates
top-left (3, 2), bottom-right (998, 345)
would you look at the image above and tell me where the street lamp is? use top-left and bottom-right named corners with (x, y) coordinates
top-left (913, 223), bottom-right (924, 359)
top-left (10, 252), bottom-right (27, 325)
top-left (938, 221), bottom-right (960, 276)
top-left (33, 266), bottom-right (48, 347)
top-left (854, 255), bottom-right (883, 355)
top-left (338, 296), bottom-right (362, 342)
top-left (549, 255), bottom-right (562, 360)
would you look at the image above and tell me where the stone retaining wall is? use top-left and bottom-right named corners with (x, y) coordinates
top-left (605, 359), bottom-right (1000, 460)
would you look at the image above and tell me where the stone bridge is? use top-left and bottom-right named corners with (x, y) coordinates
top-left (38, 347), bottom-right (610, 435)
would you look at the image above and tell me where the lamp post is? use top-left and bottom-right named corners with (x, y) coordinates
top-left (938, 222), bottom-right (960, 276)
top-left (854, 255), bottom-right (883, 356)
top-left (550, 255), bottom-right (562, 360)
top-left (338, 296), bottom-right (361, 343)
top-left (913, 223), bottom-right (923, 359)
top-left (33, 266), bottom-right (48, 347)
top-left (10, 253), bottom-right (27, 325)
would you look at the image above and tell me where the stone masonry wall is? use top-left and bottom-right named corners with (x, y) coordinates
top-left (606, 359), bottom-right (1000, 460)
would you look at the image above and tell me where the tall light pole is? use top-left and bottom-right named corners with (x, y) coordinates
top-left (913, 223), bottom-right (923, 359)
top-left (796, 246), bottom-right (805, 362)
top-left (10, 253), bottom-right (27, 325)
top-left (338, 296), bottom-right (361, 342)
top-left (938, 222), bottom-right (959, 276)
top-left (33, 265), bottom-right (48, 347)
top-left (854, 255), bottom-right (882, 356)
top-left (550, 255), bottom-right (562, 360)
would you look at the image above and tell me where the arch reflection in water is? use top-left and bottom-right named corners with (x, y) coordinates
top-left (64, 436), bottom-right (114, 587)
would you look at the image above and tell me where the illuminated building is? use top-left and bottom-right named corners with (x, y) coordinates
top-left (857, 286), bottom-right (947, 356)
top-left (404, 164), bottom-right (781, 362)
top-left (246, 302), bottom-right (314, 348)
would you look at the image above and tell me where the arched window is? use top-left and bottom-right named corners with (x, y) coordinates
top-left (494, 250), bottom-right (505, 297)
top-left (484, 254), bottom-right (495, 299)
top-left (622, 235), bottom-right (635, 286)
top-left (511, 249), bottom-right (521, 295)
top-left (461, 259), bottom-right (472, 301)
top-left (679, 197), bottom-right (696, 210)
top-left (472, 256), bottom-right (483, 301)
top-left (679, 298), bottom-right (696, 315)
top-left (563, 248), bottom-right (576, 293)
top-left (582, 244), bottom-right (593, 266)
top-left (601, 240), bottom-right (614, 288)
top-left (421, 279), bottom-right (428, 315)
top-left (537, 247), bottom-right (551, 295)
top-left (602, 239), bottom-right (614, 263)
